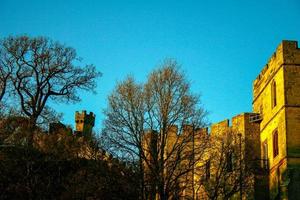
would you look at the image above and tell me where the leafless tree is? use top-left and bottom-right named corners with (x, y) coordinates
top-left (200, 131), bottom-right (255, 200)
top-left (0, 46), bottom-right (12, 108)
top-left (144, 61), bottom-right (208, 200)
top-left (0, 62), bottom-right (10, 102)
top-left (102, 60), bottom-right (208, 200)
top-left (0, 35), bottom-right (101, 144)
top-left (102, 76), bottom-right (147, 198)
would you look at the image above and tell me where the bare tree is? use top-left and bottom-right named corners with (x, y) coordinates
top-left (200, 131), bottom-right (255, 200)
top-left (0, 35), bottom-right (100, 144)
top-left (0, 46), bottom-right (12, 105)
top-left (102, 60), bottom-right (208, 200)
top-left (0, 63), bottom-right (10, 102)
top-left (102, 76), bottom-right (147, 198)
top-left (144, 61), bottom-right (207, 199)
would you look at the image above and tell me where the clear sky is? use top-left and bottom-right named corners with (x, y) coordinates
top-left (1, 0), bottom-right (300, 131)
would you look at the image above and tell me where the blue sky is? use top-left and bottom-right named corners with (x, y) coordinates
top-left (1, 0), bottom-right (300, 131)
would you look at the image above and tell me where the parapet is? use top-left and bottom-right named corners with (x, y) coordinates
top-left (75, 110), bottom-right (95, 126)
top-left (48, 122), bottom-right (73, 135)
top-left (197, 127), bottom-right (209, 136)
top-left (253, 40), bottom-right (300, 99)
top-left (211, 119), bottom-right (229, 136)
top-left (75, 110), bottom-right (95, 118)
top-left (210, 113), bottom-right (260, 137)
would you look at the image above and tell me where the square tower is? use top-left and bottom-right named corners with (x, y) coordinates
top-left (253, 41), bottom-right (300, 199)
top-left (75, 110), bottom-right (95, 137)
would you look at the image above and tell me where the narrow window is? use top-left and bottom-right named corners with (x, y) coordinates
top-left (273, 130), bottom-right (279, 158)
top-left (226, 152), bottom-right (233, 172)
top-left (262, 140), bottom-right (268, 169)
top-left (271, 80), bottom-right (277, 108)
top-left (260, 105), bottom-right (263, 115)
top-left (205, 160), bottom-right (210, 180)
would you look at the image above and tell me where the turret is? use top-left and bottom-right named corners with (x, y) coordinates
top-left (74, 110), bottom-right (95, 137)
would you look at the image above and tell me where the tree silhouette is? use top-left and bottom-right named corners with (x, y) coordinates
top-left (102, 60), bottom-right (208, 199)
top-left (0, 35), bottom-right (101, 144)
top-left (0, 35), bottom-right (100, 125)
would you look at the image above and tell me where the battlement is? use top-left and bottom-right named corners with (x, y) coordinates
top-left (48, 122), bottom-right (72, 135)
top-left (211, 119), bottom-right (230, 136)
top-left (75, 110), bottom-right (95, 126)
top-left (75, 110), bottom-right (95, 118)
top-left (210, 113), bottom-right (260, 137)
top-left (253, 40), bottom-right (300, 99)
top-left (75, 110), bottom-right (95, 136)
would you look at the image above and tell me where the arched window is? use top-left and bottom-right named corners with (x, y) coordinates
top-left (271, 80), bottom-right (277, 108)
top-left (262, 140), bottom-right (268, 169)
top-left (273, 129), bottom-right (279, 158)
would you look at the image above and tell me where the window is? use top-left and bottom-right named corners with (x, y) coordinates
top-left (260, 105), bottom-right (263, 115)
top-left (271, 80), bottom-right (277, 108)
top-left (226, 152), bottom-right (233, 172)
top-left (199, 160), bottom-right (210, 182)
top-left (273, 130), bottom-right (279, 158)
top-left (262, 140), bottom-right (268, 169)
top-left (205, 160), bottom-right (210, 180)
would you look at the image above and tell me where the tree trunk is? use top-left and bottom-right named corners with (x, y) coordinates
top-left (27, 116), bottom-right (37, 148)
top-left (139, 153), bottom-right (145, 200)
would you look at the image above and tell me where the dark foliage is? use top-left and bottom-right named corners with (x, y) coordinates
top-left (0, 117), bottom-right (139, 200)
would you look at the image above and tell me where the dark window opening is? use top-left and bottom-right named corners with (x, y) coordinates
top-left (226, 152), bottom-right (233, 172)
top-left (205, 160), bottom-right (210, 180)
top-left (262, 140), bottom-right (268, 169)
top-left (271, 80), bottom-right (277, 108)
top-left (273, 130), bottom-right (279, 158)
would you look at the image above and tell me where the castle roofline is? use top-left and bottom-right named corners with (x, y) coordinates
top-left (75, 110), bottom-right (95, 117)
top-left (253, 40), bottom-right (299, 87)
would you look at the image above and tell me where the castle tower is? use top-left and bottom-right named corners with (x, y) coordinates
top-left (75, 110), bottom-right (95, 137)
top-left (209, 113), bottom-right (262, 199)
top-left (252, 41), bottom-right (300, 199)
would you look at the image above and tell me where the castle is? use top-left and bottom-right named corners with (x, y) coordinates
top-left (70, 41), bottom-right (300, 199)
top-left (203, 40), bottom-right (300, 199)
top-left (142, 41), bottom-right (300, 200)
top-left (48, 110), bottom-right (95, 137)
top-left (251, 40), bottom-right (300, 199)
top-left (202, 40), bottom-right (300, 199)
top-left (74, 110), bottom-right (95, 137)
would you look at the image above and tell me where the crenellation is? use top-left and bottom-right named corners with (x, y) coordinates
top-left (194, 40), bottom-right (300, 199)
top-left (142, 40), bottom-right (300, 199)
top-left (196, 127), bottom-right (208, 137)
top-left (75, 110), bottom-right (95, 136)
top-left (210, 119), bottom-right (229, 136)
top-left (253, 41), bottom-right (300, 101)
top-left (251, 40), bottom-right (300, 200)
